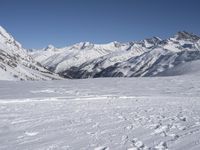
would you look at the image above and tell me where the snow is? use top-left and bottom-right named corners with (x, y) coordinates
top-left (29, 40), bottom-right (149, 73)
top-left (0, 26), bottom-right (62, 81)
top-left (29, 31), bottom-right (200, 79)
top-left (1, 75), bottom-right (200, 149)
top-left (0, 68), bottom-right (16, 80)
top-left (157, 59), bottom-right (200, 76)
top-left (0, 26), bottom-right (23, 52)
top-left (1, 26), bottom-right (200, 149)
top-left (0, 26), bottom-right (14, 42)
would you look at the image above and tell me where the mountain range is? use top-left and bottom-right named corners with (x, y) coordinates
top-left (30, 31), bottom-right (200, 79)
top-left (0, 25), bottom-right (200, 80)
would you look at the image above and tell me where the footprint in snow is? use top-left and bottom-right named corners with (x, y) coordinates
top-left (155, 141), bottom-right (168, 150)
top-left (175, 123), bottom-right (186, 131)
top-left (94, 146), bottom-right (109, 150)
top-left (125, 125), bottom-right (134, 130)
top-left (153, 125), bottom-right (170, 136)
top-left (129, 138), bottom-right (149, 150)
top-left (121, 135), bottom-right (129, 144)
top-left (178, 116), bottom-right (187, 122)
top-left (168, 133), bottom-right (179, 141)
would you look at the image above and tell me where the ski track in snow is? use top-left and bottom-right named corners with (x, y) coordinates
top-left (0, 77), bottom-right (200, 150)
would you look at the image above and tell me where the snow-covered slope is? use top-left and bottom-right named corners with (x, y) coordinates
top-left (30, 31), bottom-right (200, 78)
top-left (1, 75), bottom-right (200, 149)
top-left (30, 41), bottom-right (142, 73)
top-left (0, 26), bottom-right (62, 81)
top-left (157, 59), bottom-right (200, 76)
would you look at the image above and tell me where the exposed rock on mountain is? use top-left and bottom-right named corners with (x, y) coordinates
top-left (30, 31), bottom-right (200, 78)
top-left (0, 26), bottom-right (62, 80)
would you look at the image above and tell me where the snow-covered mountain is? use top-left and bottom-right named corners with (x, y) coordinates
top-left (157, 59), bottom-right (200, 76)
top-left (0, 26), bottom-right (62, 80)
top-left (30, 31), bottom-right (200, 78)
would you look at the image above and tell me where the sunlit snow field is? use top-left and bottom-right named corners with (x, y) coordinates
top-left (1, 75), bottom-right (200, 150)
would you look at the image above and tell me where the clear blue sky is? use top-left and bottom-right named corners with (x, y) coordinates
top-left (0, 0), bottom-right (200, 49)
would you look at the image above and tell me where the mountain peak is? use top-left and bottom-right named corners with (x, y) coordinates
top-left (144, 37), bottom-right (162, 43)
top-left (43, 44), bottom-right (59, 52)
top-left (0, 26), bottom-right (22, 50)
top-left (47, 44), bottom-right (55, 48)
top-left (106, 41), bottom-right (121, 47)
top-left (174, 31), bottom-right (200, 41)
top-left (72, 42), bottom-right (94, 49)
top-left (142, 37), bottom-right (162, 48)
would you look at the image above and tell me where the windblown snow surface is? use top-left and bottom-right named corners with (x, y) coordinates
top-left (1, 73), bottom-right (200, 150)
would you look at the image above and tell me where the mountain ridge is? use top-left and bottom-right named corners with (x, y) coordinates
top-left (1, 25), bottom-right (200, 80)
top-left (0, 26), bottom-right (62, 81)
top-left (30, 31), bottom-right (200, 79)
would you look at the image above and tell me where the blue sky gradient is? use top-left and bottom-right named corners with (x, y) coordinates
top-left (0, 0), bottom-right (200, 48)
